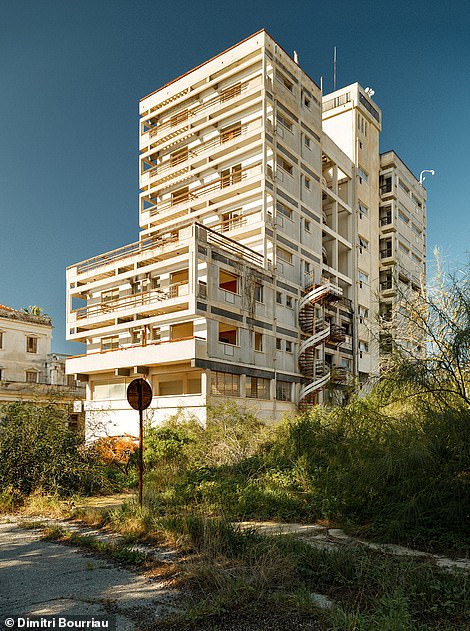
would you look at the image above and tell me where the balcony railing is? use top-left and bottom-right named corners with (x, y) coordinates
top-left (380, 248), bottom-right (393, 258)
top-left (199, 222), bottom-right (265, 269)
top-left (380, 280), bottom-right (393, 290)
top-left (145, 162), bottom-right (262, 219)
top-left (73, 232), bottom-right (179, 275)
top-left (380, 215), bottom-right (392, 226)
top-left (73, 282), bottom-right (189, 321)
top-left (147, 80), bottom-right (254, 140)
top-left (146, 121), bottom-right (261, 182)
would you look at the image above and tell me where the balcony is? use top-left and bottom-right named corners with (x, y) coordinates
top-left (143, 163), bottom-right (262, 227)
top-left (71, 282), bottom-right (190, 324)
top-left (380, 248), bottom-right (393, 259)
top-left (66, 336), bottom-right (207, 375)
top-left (141, 77), bottom-right (261, 147)
top-left (72, 232), bottom-right (180, 277)
top-left (142, 120), bottom-right (262, 188)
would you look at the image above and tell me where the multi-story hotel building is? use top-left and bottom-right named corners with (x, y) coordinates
top-left (65, 30), bottom-right (426, 437)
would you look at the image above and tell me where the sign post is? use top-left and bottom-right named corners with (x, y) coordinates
top-left (126, 378), bottom-right (153, 508)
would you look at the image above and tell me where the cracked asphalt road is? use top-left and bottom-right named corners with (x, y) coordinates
top-left (0, 519), bottom-right (180, 630)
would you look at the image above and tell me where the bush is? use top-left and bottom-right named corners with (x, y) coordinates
top-left (0, 400), bottom-right (109, 496)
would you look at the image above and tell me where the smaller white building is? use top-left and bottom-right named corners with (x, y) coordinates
top-left (0, 305), bottom-right (84, 405)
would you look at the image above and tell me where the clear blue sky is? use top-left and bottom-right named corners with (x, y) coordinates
top-left (1, 0), bottom-right (469, 354)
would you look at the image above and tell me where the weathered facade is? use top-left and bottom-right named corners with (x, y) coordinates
top-left (65, 31), bottom-right (426, 437)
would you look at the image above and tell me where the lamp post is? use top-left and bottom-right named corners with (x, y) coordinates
top-left (419, 169), bottom-right (435, 185)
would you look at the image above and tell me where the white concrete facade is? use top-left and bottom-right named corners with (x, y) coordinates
top-left (65, 30), bottom-right (426, 436)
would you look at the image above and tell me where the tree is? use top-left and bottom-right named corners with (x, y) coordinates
top-left (22, 305), bottom-right (48, 317)
top-left (379, 253), bottom-right (470, 409)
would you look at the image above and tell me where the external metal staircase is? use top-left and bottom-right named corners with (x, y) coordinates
top-left (298, 278), bottom-right (343, 406)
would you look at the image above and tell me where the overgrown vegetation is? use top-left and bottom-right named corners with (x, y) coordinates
top-left (2, 262), bottom-right (469, 629)
top-left (0, 400), bottom-right (122, 510)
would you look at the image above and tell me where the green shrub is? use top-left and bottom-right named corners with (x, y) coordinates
top-left (0, 400), bottom-right (109, 496)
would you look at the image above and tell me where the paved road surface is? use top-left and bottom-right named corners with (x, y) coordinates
top-left (0, 519), bottom-right (179, 630)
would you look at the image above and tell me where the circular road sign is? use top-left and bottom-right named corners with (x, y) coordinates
top-left (127, 378), bottom-right (153, 411)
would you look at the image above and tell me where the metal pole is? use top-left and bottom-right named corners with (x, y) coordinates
top-left (138, 383), bottom-right (143, 508)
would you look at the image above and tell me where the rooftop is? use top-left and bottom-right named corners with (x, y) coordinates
top-left (0, 305), bottom-right (52, 326)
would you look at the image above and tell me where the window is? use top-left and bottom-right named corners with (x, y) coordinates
top-left (277, 247), bottom-right (293, 264)
top-left (304, 219), bottom-right (311, 232)
top-left (304, 135), bottom-right (311, 149)
top-left (211, 371), bottom-right (240, 397)
top-left (254, 332), bottom-right (263, 352)
top-left (171, 186), bottom-right (190, 205)
top-left (359, 340), bottom-right (369, 357)
top-left (286, 295), bottom-right (293, 308)
top-left (358, 236), bottom-right (369, 252)
top-left (101, 288), bottom-right (119, 302)
top-left (26, 370), bottom-right (38, 384)
top-left (399, 179), bottom-right (410, 195)
top-left (246, 376), bottom-right (270, 399)
top-left (219, 270), bottom-right (238, 293)
top-left (220, 122), bottom-right (242, 144)
top-left (303, 95), bottom-right (311, 108)
top-left (221, 208), bottom-right (243, 231)
top-left (276, 71), bottom-right (293, 92)
top-left (380, 174), bottom-right (392, 194)
top-left (304, 176), bottom-right (311, 190)
top-left (359, 305), bottom-right (369, 323)
top-left (159, 379), bottom-right (184, 396)
top-left (380, 205), bottom-right (392, 225)
top-left (276, 380), bottom-right (291, 401)
top-left (220, 82), bottom-right (241, 102)
top-left (358, 167), bottom-right (369, 183)
top-left (151, 327), bottom-right (161, 342)
top-left (170, 109), bottom-right (188, 127)
top-left (278, 157), bottom-right (293, 176)
top-left (0, 368), bottom-right (3, 380)
top-left (171, 321), bottom-right (193, 339)
top-left (0, 331), bottom-right (3, 349)
top-left (276, 338), bottom-right (282, 350)
top-left (276, 291), bottom-right (283, 304)
top-left (170, 147), bottom-right (188, 167)
top-left (286, 340), bottom-right (293, 353)
top-left (398, 209), bottom-right (410, 224)
top-left (131, 329), bottom-right (144, 345)
top-left (26, 337), bottom-right (38, 353)
top-left (380, 239), bottom-right (392, 258)
top-left (218, 323), bottom-right (238, 345)
top-left (277, 202), bottom-right (293, 220)
top-left (92, 381), bottom-right (126, 401)
top-left (221, 164), bottom-right (242, 188)
top-left (358, 271), bottom-right (369, 288)
top-left (101, 336), bottom-right (119, 351)
top-left (358, 200), bottom-right (368, 218)
top-left (255, 283), bottom-right (264, 303)
top-left (277, 113), bottom-right (293, 132)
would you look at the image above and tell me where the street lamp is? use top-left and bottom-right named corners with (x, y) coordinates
top-left (419, 169), bottom-right (435, 185)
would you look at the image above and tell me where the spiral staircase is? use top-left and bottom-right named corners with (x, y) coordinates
top-left (298, 278), bottom-right (344, 406)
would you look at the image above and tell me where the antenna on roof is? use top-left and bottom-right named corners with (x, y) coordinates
top-left (293, 50), bottom-right (299, 64)
top-left (320, 76), bottom-right (323, 93)
top-left (333, 46), bottom-right (337, 91)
